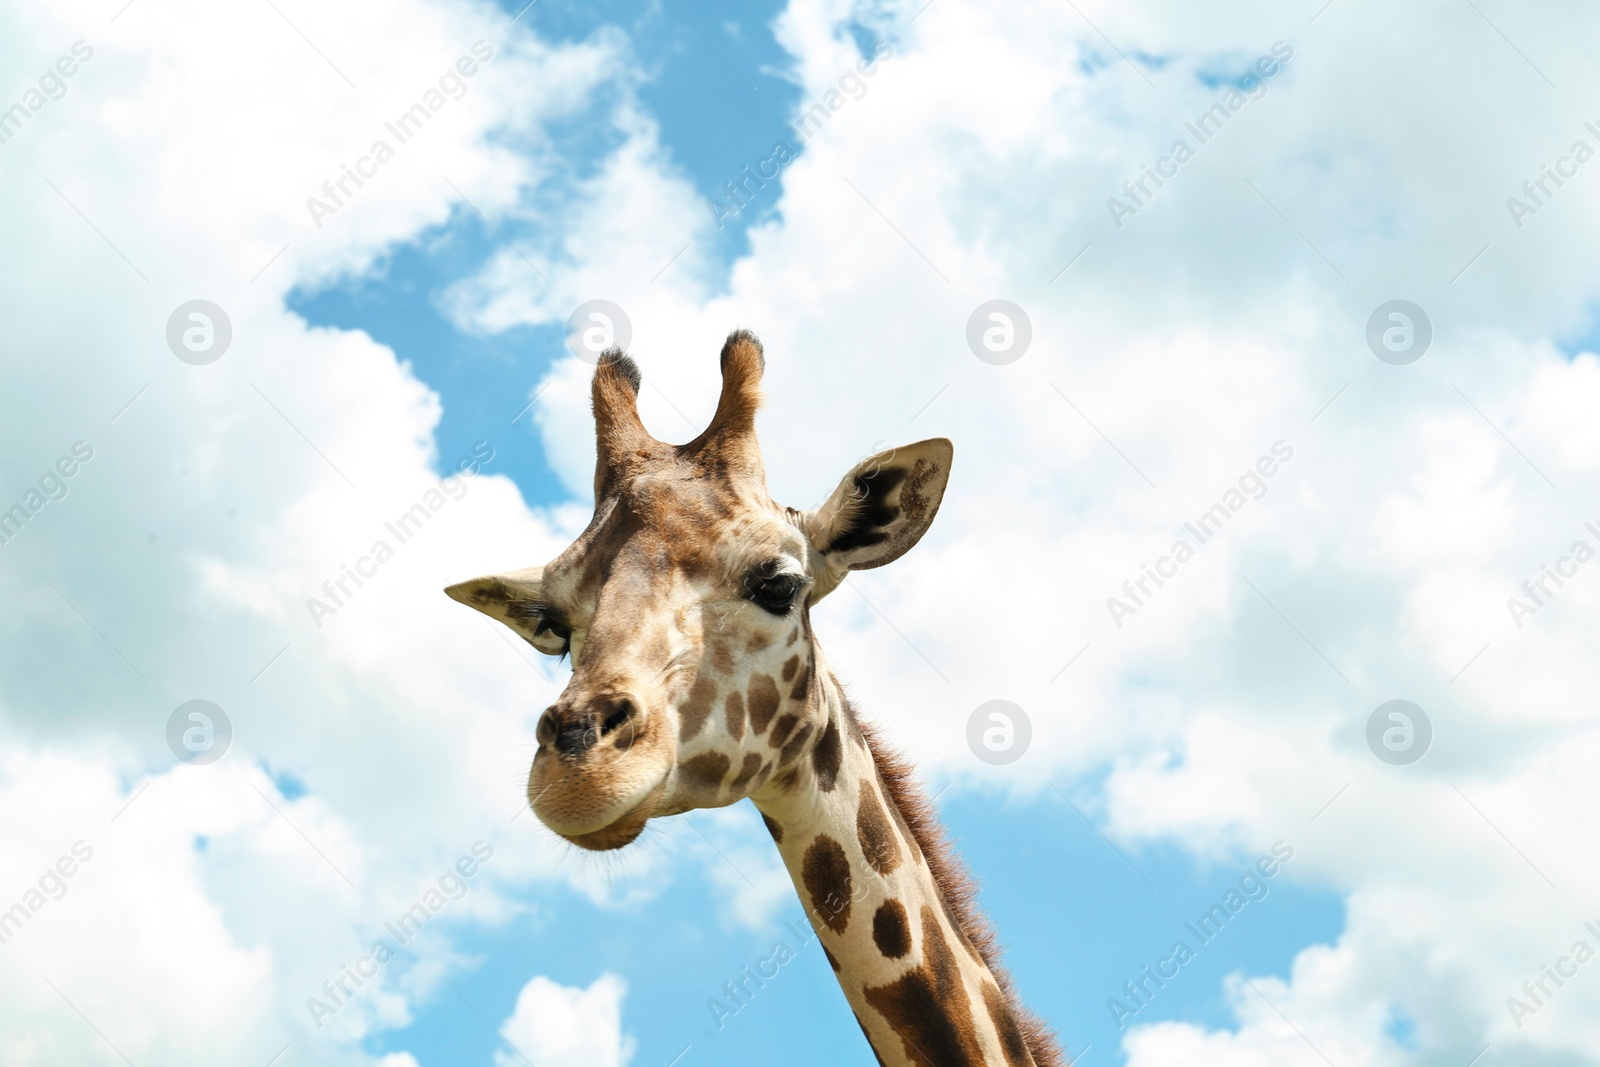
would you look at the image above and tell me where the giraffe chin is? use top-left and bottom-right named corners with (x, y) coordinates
top-left (539, 778), bottom-right (667, 852)
top-left (557, 804), bottom-right (654, 851)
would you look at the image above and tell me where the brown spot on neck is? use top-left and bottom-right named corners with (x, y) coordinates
top-left (778, 722), bottom-right (814, 766)
top-left (872, 899), bottom-right (911, 958)
top-left (731, 751), bottom-right (764, 792)
top-left (862, 905), bottom-right (985, 1066)
top-left (677, 751), bottom-right (730, 797)
top-left (789, 660), bottom-right (812, 703)
top-left (812, 719), bottom-right (842, 791)
top-left (801, 835), bottom-right (852, 934)
top-left (856, 782), bottom-right (903, 876)
top-left (751, 761), bottom-right (774, 791)
top-left (856, 717), bottom-right (1063, 1066)
top-left (769, 712), bottom-right (799, 749)
top-left (725, 690), bottom-right (746, 740)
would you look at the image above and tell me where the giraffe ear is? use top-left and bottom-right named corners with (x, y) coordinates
top-left (444, 567), bottom-right (566, 653)
top-left (802, 438), bottom-right (953, 599)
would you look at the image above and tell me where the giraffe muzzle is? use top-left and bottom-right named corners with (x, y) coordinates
top-left (527, 688), bottom-right (671, 849)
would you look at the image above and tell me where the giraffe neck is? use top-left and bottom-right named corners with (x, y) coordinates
top-left (750, 649), bottom-right (1049, 1067)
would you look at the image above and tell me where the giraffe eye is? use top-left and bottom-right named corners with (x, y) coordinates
top-left (508, 599), bottom-right (570, 657)
top-left (531, 617), bottom-right (570, 657)
top-left (745, 568), bottom-right (806, 615)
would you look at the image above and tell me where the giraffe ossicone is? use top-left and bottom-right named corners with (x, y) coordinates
top-left (446, 330), bottom-right (1061, 1067)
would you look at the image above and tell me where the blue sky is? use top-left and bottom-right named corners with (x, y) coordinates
top-left (289, 4), bottom-right (1348, 1062)
top-left (376, 793), bottom-right (1344, 1065)
top-left (291, 0), bottom-right (804, 504)
top-left (9, 0), bottom-right (1597, 1062)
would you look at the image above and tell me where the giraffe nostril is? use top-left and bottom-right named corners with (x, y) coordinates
top-left (600, 697), bottom-right (635, 737)
top-left (553, 716), bottom-right (600, 758)
top-left (543, 696), bottom-right (637, 759)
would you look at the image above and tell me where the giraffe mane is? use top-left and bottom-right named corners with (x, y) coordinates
top-left (853, 708), bottom-right (1066, 1067)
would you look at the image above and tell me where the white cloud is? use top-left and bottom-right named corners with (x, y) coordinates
top-left (496, 972), bottom-right (635, 1067)
top-left (6, 0), bottom-right (1600, 1063)
top-left (0, 0), bottom-right (833, 1059)
top-left (0, 0), bottom-right (659, 1063)
top-left (440, 0), bottom-right (1600, 1061)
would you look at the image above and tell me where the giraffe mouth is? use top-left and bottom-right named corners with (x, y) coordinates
top-left (536, 775), bottom-right (669, 852)
top-left (558, 801), bottom-right (655, 851)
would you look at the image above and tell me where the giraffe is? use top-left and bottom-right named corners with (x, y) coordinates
top-left (446, 331), bottom-right (1061, 1067)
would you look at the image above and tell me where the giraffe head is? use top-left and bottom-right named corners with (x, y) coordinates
top-left (446, 331), bottom-right (952, 850)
